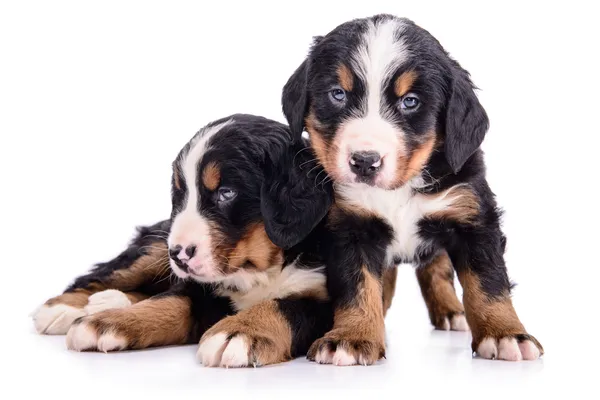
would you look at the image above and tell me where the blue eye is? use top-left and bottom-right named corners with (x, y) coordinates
top-left (330, 88), bottom-right (346, 102)
top-left (400, 93), bottom-right (420, 110)
top-left (217, 187), bottom-right (236, 203)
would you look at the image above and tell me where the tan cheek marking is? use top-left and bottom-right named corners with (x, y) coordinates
top-left (395, 70), bottom-right (418, 97)
top-left (306, 113), bottom-right (343, 181)
top-left (393, 134), bottom-right (436, 187)
top-left (457, 270), bottom-right (529, 349)
top-left (425, 185), bottom-right (481, 225)
top-left (415, 251), bottom-right (464, 329)
top-left (200, 300), bottom-right (293, 365)
top-left (202, 161), bottom-right (221, 191)
top-left (337, 64), bottom-right (354, 92)
top-left (226, 223), bottom-right (282, 270)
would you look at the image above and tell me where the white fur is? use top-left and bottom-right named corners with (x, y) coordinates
top-left (450, 314), bottom-right (470, 331)
top-left (84, 289), bottom-right (131, 315)
top-left (315, 347), bottom-right (334, 364)
top-left (336, 181), bottom-right (465, 263)
top-left (66, 322), bottom-right (98, 351)
top-left (477, 337), bottom-right (541, 361)
top-left (498, 337), bottom-right (522, 361)
top-left (332, 348), bottom-right (358, 366)
top-left (169, 119), bottom-right (233, 277)
top-left (518, 340), bottom-right (541, 360)
top-left (32, 304), bottom-right (86, 335)
top-left (219, 336), bottom-right (250, 368)
top-left (216, 262), bottom-right (327, 311)
top-left (338, 18), bottom-right (408, 185)
top-left (477, 337), bottom-right (497, 359)
top-left (197, 332), bottom-right (229, 367)
top-left (97, 332), bottom-right (128, 353)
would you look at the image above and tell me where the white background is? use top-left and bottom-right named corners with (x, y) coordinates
top-left (1, 1), bottom-right (598, 398)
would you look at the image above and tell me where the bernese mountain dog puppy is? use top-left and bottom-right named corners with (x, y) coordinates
top-left (31, 114), bottom-right (335, 367)
top-left (278, 14), bottom-right (544, 364)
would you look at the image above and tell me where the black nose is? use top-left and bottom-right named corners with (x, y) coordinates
top-left (349, 151), bottom-right (382, 178)
top-left (185, 245), bottom-right (196, 258)
top-left (169, 245), bottom-right (182, 260)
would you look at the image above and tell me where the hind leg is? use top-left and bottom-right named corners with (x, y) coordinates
top-left (32, 219), bottom-right (172, 335)
top-left (416, 250), bottom-right (468, 331)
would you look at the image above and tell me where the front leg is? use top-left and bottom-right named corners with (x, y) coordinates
top-left (307, 209), bottom-right (392, 366)
top-left (66, 281), bottom-right (232, 352)
top-left (198, 296), bottom-right (332, 368)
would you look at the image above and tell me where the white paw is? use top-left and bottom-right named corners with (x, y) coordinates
top-left (32, 304), bottom-right (86, 335)
top-left (331, 348), bottom-right (359, 366)
top-left (450, 314), bottom-right (469, 331)
top-left (476, 336), bottom-right (541, 361)
top-left (197, 333), bottom-right (252, 368)
top-left (84, 290), bottom-right (131, 315)
top-left (66, 320), bottom-right (127, 352)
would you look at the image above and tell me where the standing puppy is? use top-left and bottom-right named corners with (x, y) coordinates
top-left (279, 14), bottom-right (543, 364)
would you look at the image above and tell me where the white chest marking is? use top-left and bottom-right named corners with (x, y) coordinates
top-left (215, 263), bottom-right (327, 311)
top-left (337, 181), bottom-right (458, 263)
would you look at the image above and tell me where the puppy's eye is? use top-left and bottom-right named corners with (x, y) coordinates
top-left (400, 93), bottom-right (420, 111)
top-left (329, 87), bottom-right (346, 102)
top-left (217, 187), bottom-right (237, 203)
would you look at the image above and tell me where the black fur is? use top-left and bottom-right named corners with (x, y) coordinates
top-left (279, 14), bottom-right (535, 358)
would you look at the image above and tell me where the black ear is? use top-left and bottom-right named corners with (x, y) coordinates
top-left (281, 36), bottom-right (323, 141)
top-left (281, 59), bottom-right (309, 141)
top-left (444, 60), bottom-right (490, 173)
top-left (261, 141), bottom-right (333, 250)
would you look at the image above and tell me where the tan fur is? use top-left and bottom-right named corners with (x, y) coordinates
top-left (46, 290), bottom-right (92, 308)
top-left (80, 296), bottom-right (193, 349)
top-left (226, 223), bottom-right (283, 270)
top-left (202, 161), bottom-right (221, 191)
top-left (201, 300), bottom-right (293, 366)
top-left (394, 70), bottom-right (418, 97)
top-left (337, 64), bottom-right (354, 92)
top-left (308, 267), bottom-right (386, 364)
top-left (395, 135), bottom-right (437, 186)
top-left (107, 242), bottom-right (170, 291)
top-left (426, 185), bottom-right (480, 224)
top-left (457, 270), bottom-right (538, 351)
top-left (415, 251), bottom-right (464, 328)
top-left (173, 167), bottom-right (181, 190)
top-left (125, 292), bottom-right (150, 303)
top-left (305, 113), bottom-right (343, 181)
top-left (382, 268), bottom-right (398, 317)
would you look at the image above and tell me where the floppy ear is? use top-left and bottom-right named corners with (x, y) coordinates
top-left (281, 36), bottom-right (323, 141)
top-left (281, 59), bottom-right (309, 141)
top-left (443, 60), bottom-right (490, 173)
top-left (261, 141), bottom-right (333, 250)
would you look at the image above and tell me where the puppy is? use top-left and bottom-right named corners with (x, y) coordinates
top-left (278, 14), bottom-right (544, 364)
top-left (31, 114), bottom-right (334, 367)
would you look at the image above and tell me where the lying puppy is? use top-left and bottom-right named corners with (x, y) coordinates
top-left (31, 114), bottom-right (334, 367)
top-left (279, 14), bottom-right (544, 364)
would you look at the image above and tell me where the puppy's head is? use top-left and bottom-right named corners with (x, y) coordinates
top-left (167, 114), bottom-right (332, 283)
top-left (282, 14), bottom-right (489, 189)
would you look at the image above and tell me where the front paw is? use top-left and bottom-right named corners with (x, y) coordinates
top-left (66, 312), bottom-right (129, 352)
top-left (307, 329), bottom-right (385, 366)
top-left (197, 329), bottom-right (289, 368)
top-left (475, 333), bottom-right (543, 361)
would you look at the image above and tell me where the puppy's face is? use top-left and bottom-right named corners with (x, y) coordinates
top-left (283, 14), bottom-right (489, 189)
top-left (167, 116), bottom-right (285, 283)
